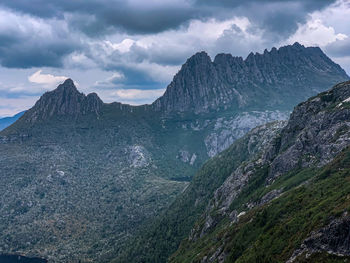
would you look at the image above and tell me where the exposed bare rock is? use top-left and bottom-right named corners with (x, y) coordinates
top-left (204, 111), bottom-right (289, 157)
top-left (190, 121), bottom-right (286, 239)
top-left (287, 213), bottom-right (350, 262)
top-left (190, 81), bottom-right (350, 249)
top-left (22, 79), bottom-right (103, 123)
top-left (177, 150), bottom-right (191, 163)
top-left (127, 145), bottom-right (150, 168)
top-left (153, 43), bottom-right (348, 113)
top-left (266, 81), bottom-right (350, 181)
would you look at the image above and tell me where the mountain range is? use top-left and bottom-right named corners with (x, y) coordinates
top-left (154, 42), bottom-right (347, 113)
top-left (0, 43), bottom-right (349, 262)
top-left (0, 112), bottom-right (25, 131)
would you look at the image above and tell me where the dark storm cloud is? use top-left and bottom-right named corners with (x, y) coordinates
top-left (66, 5), bottom-right (196, 37)
top-left (0, 33), bottom-right (81, 69)
top-left (98, 58), bottom-right (166, 88)
top-left (0, 8), bottom-right (83, 68)
top-left (113, 67), bottom-right (162, 87)
top-left (195, 0), bottom-right (332, 10)
top-left (325, 38), bottom-right (350, 57)
top-left (127, 43), bottom-right (194, 66)
top-left (0, 40), bottom-right (80, 68)
top-left (195, 0), bottom-right (337, 39)
top-left (0, 0), bottom-right (196, 35)
top-left (94, 67), bottom-right (164, 90)
top-left (0, 0), bottom-right (336, 36)
top-left (0, 0), bottom-right (338, 69)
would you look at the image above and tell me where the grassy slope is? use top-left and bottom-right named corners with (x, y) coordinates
top-left (170, 147), bottom-right (350, 263)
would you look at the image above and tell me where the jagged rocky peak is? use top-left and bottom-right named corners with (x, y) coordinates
top-left (22, 79), bottom-right (103, 123)
top-left (187, 51), bottom-right (212, 64)
top-left (214, 53), bottom-right (243, 65)
top-left (57, 78), bottom-right (77, 92)
top-left (153, 43), bottom-right (349, 113)
top-left (152, 51), bottom-right (218, 113)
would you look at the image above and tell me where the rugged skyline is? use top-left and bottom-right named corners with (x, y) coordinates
top-left (0, 0), bottom-right (350, 116)
top-left (0, 43), bottom-right (348, 261)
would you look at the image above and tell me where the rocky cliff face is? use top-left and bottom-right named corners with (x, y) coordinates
top-left (287, 213), bottom-right (350, 262)
top-left (204, 110), bottom-right (288, 157)
top-left (192, 121), bottom-right (286, 240)
top-left (193, 80), bottom-right (350, 241)
top-left (22, 79), bottom-right (103, 123)
top-left (169, 80), bottom-right (350, 263)
top-left (153, 43), bottom-right (348, 113)
top-left (264, 81), bottom-right (350, 179)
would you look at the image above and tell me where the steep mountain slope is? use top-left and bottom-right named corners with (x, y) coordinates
top-left (153, 42), bottom-right (348, 113)
top-left (115, 80), bottom-right (350, 263)
top-left (115, 121), bottom-right (286, 263)
top-left (172, 147), bottom-right (350, 263)
top-left (0, 111), bottom-right (25, 131)
top-left (0, 80), bottom-right (283, 262)
top-left (168, 80), bottom-right (350, 262)
top-left (0, 81), bottom-right (195, 262)
top-left (0, 43), bottom-right (348, 262)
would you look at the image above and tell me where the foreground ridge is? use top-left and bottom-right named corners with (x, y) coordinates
top-left (169, 80), bottom-right (350, 262)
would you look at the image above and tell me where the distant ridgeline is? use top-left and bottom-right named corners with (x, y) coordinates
top-left (0, 43), bottom-right (348, 262)
top-left (0, 112), bottom-right (25, 131)
top-left (153, 42), bottom-right (348, 113)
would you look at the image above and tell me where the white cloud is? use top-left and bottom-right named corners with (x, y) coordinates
top-left (93, 88), bottom-right (165, 105)
top-left (64, 52), bottom-right (97, 69)
top-left (108, 72), bottom-right (125, 82)
top-left (1, 0), bottom-right (349, 116)
top-left (28, 70), bottom-right (68, 86)
top-left (0, 96), bottom-right (38, 117)
top-left (113, 88), bottom-right (165, 100)
top-left (283, 0), bottom-right (350, 74)
top-left (107, 39), bottom-right (136, 53)
top-left (308, 0), bottom-right (350, 34)
top-left (93, 71), bottom-right (126, 88)
top-left (92, 73), bottom-right (166, 104)
top-left (131, 17), bottom-right (255, 57)
top-left (87, 17), bottom-right (268, 86)
top-left (287, 19), bottom-right (347, 47)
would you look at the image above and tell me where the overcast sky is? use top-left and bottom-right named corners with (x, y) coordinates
top-left (0, 0), bottom-right (349, 116)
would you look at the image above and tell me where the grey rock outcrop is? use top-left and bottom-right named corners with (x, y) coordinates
top-left (127, 145), bottom-right (150, 168)
top-left (266, 80), bottom-right (350, 181)
top-left (287, 213), bottom-right (350, 262)
top-left (23, 79), bottom-right (103, 123)
top-left (204, 111), bottom-right (289, 157)
top-left (177, 150), bottom-right (192, 163)
top-left (190, 121), bottom-right (286, 240)
top-left (153, 43), bottom-right (348, 113)
top-left (191, 81), bottom-right (350, 246)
